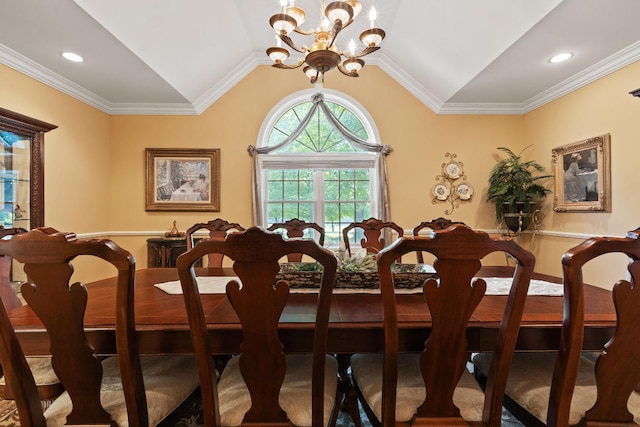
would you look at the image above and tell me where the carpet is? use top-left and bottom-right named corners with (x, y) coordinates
top-left (0, 400), bottom-right (19, 426)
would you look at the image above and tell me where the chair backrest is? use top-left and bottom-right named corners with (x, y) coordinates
top-left (546, 227), bottom-right (640, 426)
top-left (342, 217), bottom-right (404, 257)
top-left (376, 224), bottom-right (535, 425)
top-left (0, 226), bottom-right (27, 310)
top-left (177, 226), bottom-right (338, 426)
top-left (412, 218), bottom-right (465, 263)
top-left (185, 219), bottom-right (245, 267)
top-left (267, 218), bottom-right (326, 262)
top-left (0, 227), bottom-right (147, 427)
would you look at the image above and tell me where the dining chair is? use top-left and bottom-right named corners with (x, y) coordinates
top-left (342, 217), bottom-right (404, 257)
top-left (412, 217), bottom-right (465, 263)
top-left (0, 226), bottom-right (64, 405)
top-left (185, 218), bottom-right (245, 268)
top-left (177, 226), bottom-right (340, 427)
top-left (349, 223), bottom-right (535, 426)
top-left (267, 218), bottom-right (326, 262)
top-left (473, 227), bottom-right (640, 427)
top-left (0, 227), bottom-right (199, 426)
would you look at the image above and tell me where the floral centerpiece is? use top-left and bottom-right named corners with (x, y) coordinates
top-left (277, 249), bottom-right (437, 290)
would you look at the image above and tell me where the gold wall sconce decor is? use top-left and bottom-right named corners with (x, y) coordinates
top-left (432, 153), bottom-right (473, 215)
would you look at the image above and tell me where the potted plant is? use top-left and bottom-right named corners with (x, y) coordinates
top-left (487, 145), bottom-right (551, 232)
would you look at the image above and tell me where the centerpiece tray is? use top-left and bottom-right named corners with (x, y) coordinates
top-left (276, 262), bottom-right (437, 290)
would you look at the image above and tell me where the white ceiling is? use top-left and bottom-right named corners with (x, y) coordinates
top-left (1, 0), bottom-right (640, 115)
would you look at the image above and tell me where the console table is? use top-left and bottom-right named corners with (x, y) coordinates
top-left (146, 237), bottom-right (202, 268)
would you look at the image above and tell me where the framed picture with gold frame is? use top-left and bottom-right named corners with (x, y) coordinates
top-left (552, 134), bottom-right (610, 212)
top-left (145, 148), bottom-right (220, 211)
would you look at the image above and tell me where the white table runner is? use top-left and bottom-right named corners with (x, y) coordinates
top-left (154, 276), bottom-right (562, 296)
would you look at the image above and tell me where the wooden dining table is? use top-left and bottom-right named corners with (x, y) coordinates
top-left (6, 266), bottom-right (616, 357)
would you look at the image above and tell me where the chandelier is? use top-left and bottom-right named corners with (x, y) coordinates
top-left (266, 0), bottom-right (385, 84)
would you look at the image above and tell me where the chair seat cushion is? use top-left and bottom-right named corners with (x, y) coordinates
top-left (0, 357), bottom-right (59, 386)
top-left (43, 355), bottom-right (199, 427)
top-left (472, 352), bottom-right (640, 425)
top-left (350, 353), bottom-right (484, 423)
top-left (217, 354), bottom-right (339, 427)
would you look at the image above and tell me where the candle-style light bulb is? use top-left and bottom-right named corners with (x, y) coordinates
top-left (349, 39), bottom-right (356, 56)
top-left (321, 16), bottom-right (330, 31)
top-left (280, 0), bottom-right (287, 12)
top-left (369, 6), bottom-right (377, 27)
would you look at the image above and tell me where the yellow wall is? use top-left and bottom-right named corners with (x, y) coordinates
top-left (1, 64), bottom-right (114, 280)
top-left (1, 65), bottom-right (111, 234)
top-left (109, 66), bottom-right (521, 267)
top-left (523, 60), bottom-right (640, 285)
top-left (2, 59), bottom-right (639, 287)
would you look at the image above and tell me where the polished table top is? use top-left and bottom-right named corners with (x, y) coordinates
top-left (7, 266), bottom-right (616, 356)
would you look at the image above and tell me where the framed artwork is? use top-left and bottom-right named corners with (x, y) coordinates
top-left (552, 134), bottom-right (610, 212)
top-left (145, 148), bottom-right (220, 211)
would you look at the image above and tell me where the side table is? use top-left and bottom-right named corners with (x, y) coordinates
top-left (146, 237), bottom-right (202, 268)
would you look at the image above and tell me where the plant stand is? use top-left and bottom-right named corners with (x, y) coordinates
top-left (499, 209), bottom-right (543, 265)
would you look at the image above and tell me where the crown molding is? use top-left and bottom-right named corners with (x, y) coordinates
top-left (108, 103), bottom-right (198, 115)
top-left (437, 102), bottom-right (526, 115)
top-left (372, 54), bottom-right (444, 113)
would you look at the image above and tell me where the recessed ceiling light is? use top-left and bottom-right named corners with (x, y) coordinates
top-left (549, 52), bottom-right (573, 63)
top-left (62, 52), bottom-right (84, 63)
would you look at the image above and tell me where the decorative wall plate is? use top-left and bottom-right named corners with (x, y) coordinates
top-left (455, 183), bottom-right (474, 200)
top-left (444, 161), bottom-right (462, 179)
top-left (433, 184), bottom-right (450, 201)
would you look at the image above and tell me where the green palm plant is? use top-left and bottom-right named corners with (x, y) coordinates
top-left (487, 145), bottom-right (551, 224)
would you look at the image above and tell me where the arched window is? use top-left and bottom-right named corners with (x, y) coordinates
top-left (249, 89), bottom-right (392, 247)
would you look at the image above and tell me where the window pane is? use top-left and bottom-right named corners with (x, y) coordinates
top-left (283, 181), bottom-right (298, 201)
top-left (355, 179), bottom-right (370, 200)
top-left (298, 203), bottom-right (313, 220)
top-left (355, 203), bottom-right (371, 221)
top-left (340, 169), bottom-right (355, 180)
top-left (268, 185), bottom-right (283, 201)
top-left (324, 178), bottom-right (338, 201)
top-left (283, 170), bottom-right (299, 180)
top-left (299, 180), bottom-right (313, 201)
top-left (267, 204), bottom-right (283, 224)
top-left (355, 169), bottom-right (369, 180)
top-left (339, 181), bottom-right (355, 200)
top-left (282, 203), bottom-right (300, 220)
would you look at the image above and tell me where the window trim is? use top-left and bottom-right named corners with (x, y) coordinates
top-left (256, 89), bottom-right (384, 235)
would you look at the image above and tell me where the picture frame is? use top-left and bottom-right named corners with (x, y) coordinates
top-left (552, 134), bottom-right (610, 212)
top-left (145, 148), bottom-right (220, 211)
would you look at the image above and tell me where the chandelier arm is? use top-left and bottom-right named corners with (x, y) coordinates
top-left (279, 34), bottom-right (307, 54)
top-left (353, 45), bottom-right (380, 58)
top-left (326, 20), bottom-right (344, 49)
top-left (339, 18), bottom-right (355, 31)
top-left (272, 60), bottom-right (305, 70)
top-left (337, 63), bottom-right (359, 77)
top-left (293, 27), bottom-right (314, 36)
